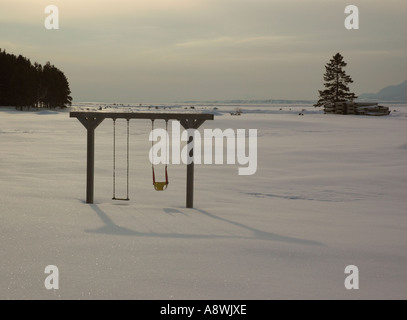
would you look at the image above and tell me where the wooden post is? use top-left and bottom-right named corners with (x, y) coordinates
top-left (186, 134), bottom-right (194, 208)
top-left (180, 118), bottom-right (206, 208)
top-left (86, 126), bottom-right (95, 203)
top-left (77, 117), bottom-right (104, 204)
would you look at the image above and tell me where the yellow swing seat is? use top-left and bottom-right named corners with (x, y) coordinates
top-left (153, 181), bottom-right (169, 191)
top-left (151, 120), bottom-right (169, 192)
top-left (152, 165), bottom-right (169, 191)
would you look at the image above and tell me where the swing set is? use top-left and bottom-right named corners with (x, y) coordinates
top-left (70, 111), bottom-right (214, 208)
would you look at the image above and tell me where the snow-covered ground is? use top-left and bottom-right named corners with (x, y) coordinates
top-left (1, 103), bottom-right (406, 299)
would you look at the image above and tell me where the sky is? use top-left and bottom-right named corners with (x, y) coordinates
top-left (0, 0), bottom-right (406, 103)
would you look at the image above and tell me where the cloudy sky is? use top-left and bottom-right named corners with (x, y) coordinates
top-left (1, 0), bottom-right (406, 102)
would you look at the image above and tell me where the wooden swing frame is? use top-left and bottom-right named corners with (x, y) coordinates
top-left (70, 111), bottom-right (214, 208)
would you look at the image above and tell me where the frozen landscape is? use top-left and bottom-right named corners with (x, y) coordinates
top-left (1, 103), bottom-right (406, 299)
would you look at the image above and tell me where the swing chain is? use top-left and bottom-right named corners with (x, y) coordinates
top-left (112, 118), bottom-right (130, 201)
top-left (126, 119), bottom-right (130, 199)
top-left (112, 118), bottom-right (116, 199)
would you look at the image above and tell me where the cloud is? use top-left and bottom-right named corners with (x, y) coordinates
top-left (0, 0), bottom-right (206, 22)
top-left (175, 35), bottom-right (295, 49)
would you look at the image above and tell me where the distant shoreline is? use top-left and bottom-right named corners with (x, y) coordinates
top-left (3, 99), bottom-right (407, 110)
top-left (70, 99), bottom-right (407, 105)
top-left (177, 99), bottom-right (317, 105)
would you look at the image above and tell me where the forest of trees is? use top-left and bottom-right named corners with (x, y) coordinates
top-left (0, 49), bottom-right (72, 109)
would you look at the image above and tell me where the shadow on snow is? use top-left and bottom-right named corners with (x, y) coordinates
top-left (85, 204), bottom-right (322, 246)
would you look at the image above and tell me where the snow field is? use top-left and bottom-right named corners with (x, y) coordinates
top-left (1, 105), bottom-right (406, 299)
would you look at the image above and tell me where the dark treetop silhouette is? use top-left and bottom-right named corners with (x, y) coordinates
top-left (0, 49), bottom-right (72, 109)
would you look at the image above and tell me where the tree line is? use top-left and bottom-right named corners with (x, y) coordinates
top-left (0, 49), bottom-right (72, 109)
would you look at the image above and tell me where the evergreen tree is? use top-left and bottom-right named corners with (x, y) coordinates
top-left (314, 53), bottom-right (357, 107)
top-left (0, 49), bottom-right (72, 109)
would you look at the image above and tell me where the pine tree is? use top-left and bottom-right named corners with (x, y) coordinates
top-left (0, 50), bottom-right (72, 109)
top-left (314, 53), bottom-right (357, 107)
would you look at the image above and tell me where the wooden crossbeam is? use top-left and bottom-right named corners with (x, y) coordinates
top-left (70, 112), bottom-right (214, 122)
